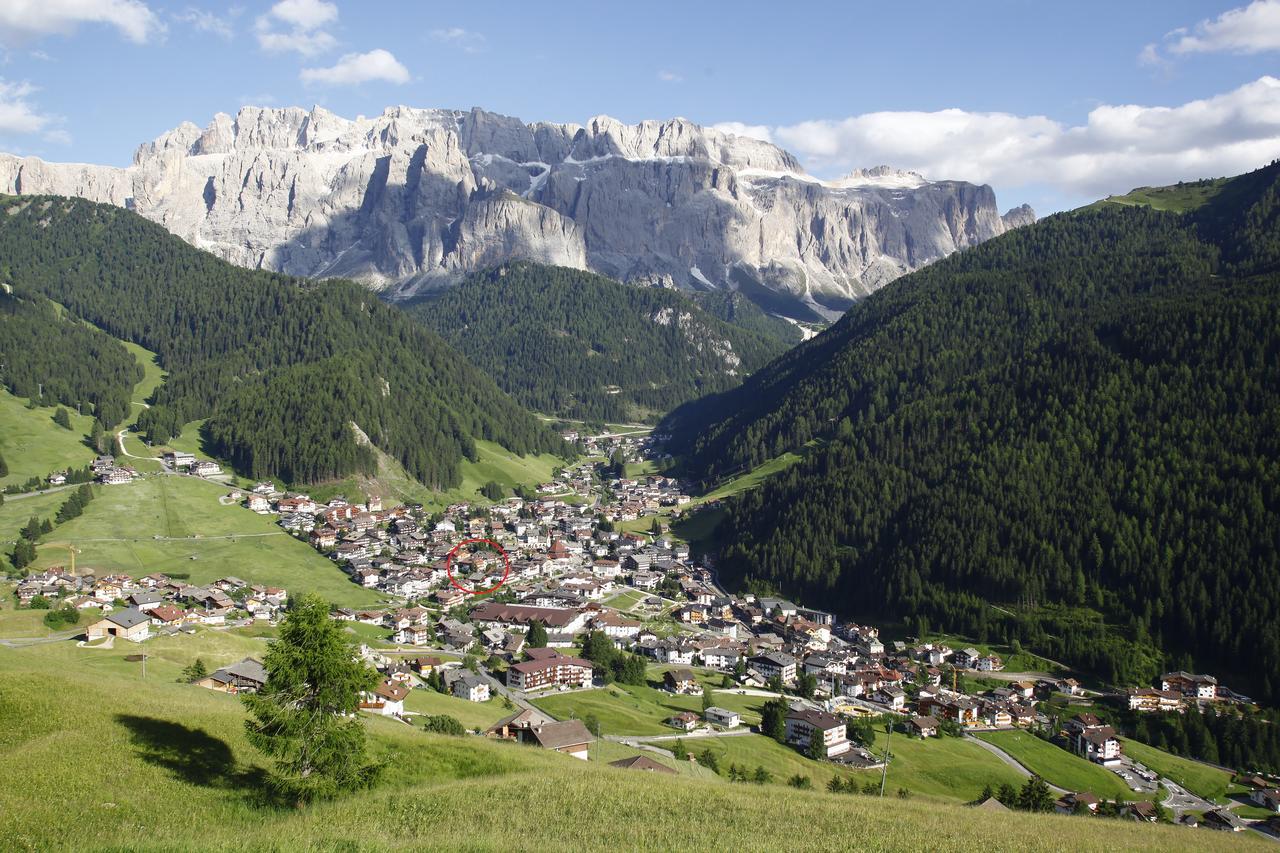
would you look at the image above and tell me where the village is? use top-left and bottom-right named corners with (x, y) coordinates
top-left (8, 428), bottom-right (1278, 837)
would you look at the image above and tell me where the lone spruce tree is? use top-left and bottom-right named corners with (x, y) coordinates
top-left (243, 595), bottom-right (382, 805)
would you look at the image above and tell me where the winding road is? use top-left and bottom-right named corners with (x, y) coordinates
top-left (964, 734), bottom-right (1070, 795)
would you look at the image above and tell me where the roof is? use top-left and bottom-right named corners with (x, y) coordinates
top-left (786, 708), bottom-right (844, 731)
top-left (704, 706), bottom-right (739, 718)
top-left (471, 602), bottom-right (579, 628)
top-left (374, 681), bottom-right (409, 702)
top-left (665, 668), bottom-right (696, 682)
top-left (974, 797), bottom-right (1011, 812)
top-left (510, 655), bottom-right (593, 675)
top-left (221, 658), bottom-right (267, 684)
top-left (531, 719), bottom-right (593, 751)
top-left (487, 708), bottom-right (539, 733)
top-left (910, 715), bottom-right (940, 728)
top-left (752, 652), bottom-right (796, 667)
top-left (609, 755), bottom-right (677, 774)
top-left (106, 607), bottom-right (150, 629)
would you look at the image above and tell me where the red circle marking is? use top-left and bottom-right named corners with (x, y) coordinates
top-left (445, 538), bottom-right (510, 596)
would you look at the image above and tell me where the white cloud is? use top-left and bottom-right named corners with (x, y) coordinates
top-left (175, 7), bottom-right (234, 40)
top-left (657, 69), bottom-right (683, 83)
top-left (710, 121), bottom-right (773, 143)
top-left (255, 0), bottom-right (336, 56)
top-left (0, 0), bottom-right (163, 46)
top-left (256, 27), bottom-right (335, 55)
top-left (1168, 0), bottom-right (1280, 54)
top-left (430, 27), bottom-right (485, 53)
top-left (725, 76), bottom-right (1280, 200)
top-left (42, 128), bottom-right (71, 144)
top-left (238, 92), bottom-right (277, 107)
top-left (1137, 42), bottom-right (1169, 70)
top-left (269, 0), bottom-right (336, 31)
top-left (300, 49), bottom-right (409, 86)
top-left (0, 79), bottom-right (52, 134)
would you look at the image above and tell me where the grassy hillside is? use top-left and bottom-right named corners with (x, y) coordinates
top-left (305, 439), bottom-right (568, 510)
top-left (20, 475), bottom-right (380, 607)
top-left (974, 731), bottom-right (1133, 800)
top-left (0, 389), bottom-right (97, 488)
top-left (1121, 737), bottom-right (1232, 802)
top-left (0, 635), bottom-right (1258, 852)
top-left (1087, 178), bottom-right (1229, 213)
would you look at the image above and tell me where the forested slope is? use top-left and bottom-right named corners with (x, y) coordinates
top-left (664, 162), bottom-right (1280, 701)
top-left (408, 262), bottom-right (798, 422)
top-left (0, 196), bottom-right (567, 487)
top-left (0, 288), bottom-right (141, 428)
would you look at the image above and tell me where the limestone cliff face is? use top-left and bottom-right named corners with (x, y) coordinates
top-left (0, 105), bottom-right (1032, 317)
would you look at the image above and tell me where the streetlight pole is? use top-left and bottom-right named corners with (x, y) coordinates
top-left (879, 719), bottom-right (893, 797)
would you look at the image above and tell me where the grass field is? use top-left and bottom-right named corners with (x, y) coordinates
top-left (121, 341), bottom-right (166, 413)
top-left (0, 390), bottom-right (98, 488)
top-left (306, 439), bottom-right (570, 511)
top-left (0, 634), bottom-right (1260, 851)
top-left (1086, 178), bottom-right (1228, 213)
top-left (530, 674), bottom-right (769, 736)
top-left (637, 727), bottom-right (1033, 803)
top-left (1121, 738), bottom-right (1232, 802)
top-left (692, 446), bottom-right (811, 506)
top-left (624, 460), bottom-right (659, 478)
top-left (866, 730), bottom-right (1039, 802)
top-left (24, 476), bottom-right (381, 606)
top-left (974, 730), bottom-right (1133, 800)
top-left (0, 583), bottom-right (84, 638)
top-left (587, 738), bottom-right (708, 779)
top-left (0, 489), bottom-right (68, 543)
top-left (402, 688), bottom-right (510, 731)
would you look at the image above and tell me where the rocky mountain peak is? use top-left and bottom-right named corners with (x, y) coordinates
top-left (0, 104), bottom-right (1030, 319)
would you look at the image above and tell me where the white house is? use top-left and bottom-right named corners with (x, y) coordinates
top-left (704, 707), bottom-right (740, 729)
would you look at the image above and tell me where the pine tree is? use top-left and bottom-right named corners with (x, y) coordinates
top-left (180, 658), bottom-right (208, 683)
top-left (53, 407), bottom-right (71, 429)
top-left (242, 595), bottom-right (382, 805)
top-left (526, 619), bottom-right (548, 648)
top-left (760, 698), bottom-right (787, 743)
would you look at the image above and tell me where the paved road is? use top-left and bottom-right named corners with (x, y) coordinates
top-left (964, 734), bottom-right (1070, 795)
top-left (2, 483), bottom-right (77, 502)
top-left (0, 628), bottom-right (83, 647)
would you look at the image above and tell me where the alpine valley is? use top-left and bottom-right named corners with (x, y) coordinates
top-left (1, 17), bottom-right (1278, 849)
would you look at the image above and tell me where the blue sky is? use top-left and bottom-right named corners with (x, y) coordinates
top-left (1, 0), bottom-right (1279, 212)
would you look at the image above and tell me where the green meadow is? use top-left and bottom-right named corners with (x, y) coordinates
top-left (0, 631), bottom-right (1264, 851)
top-left (23, 475), bottom-right (381, 606)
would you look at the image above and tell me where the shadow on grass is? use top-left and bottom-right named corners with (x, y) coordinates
top-left (115, 714), bottom-right (276, 805)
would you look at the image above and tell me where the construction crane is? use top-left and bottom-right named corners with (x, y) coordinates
top-left (48, 543), bottom-right (81, 574)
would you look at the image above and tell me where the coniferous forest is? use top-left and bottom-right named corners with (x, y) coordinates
top-left (0, 196), bottom-right (567, 487)
top-left (0, 288), bottom-right (141, 428)
top-left (408, 262), bottom-right (798, 423)
top-left (664, 162), bottom-right (1280, 702)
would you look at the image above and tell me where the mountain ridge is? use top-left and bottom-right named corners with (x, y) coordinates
top-left (0, 104), bottom-right (1033, 319)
